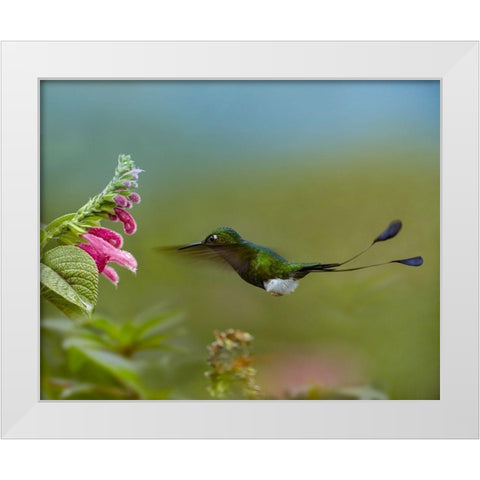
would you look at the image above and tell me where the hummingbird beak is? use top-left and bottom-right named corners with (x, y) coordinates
top-left (178, 241), bottom-right (203, 250)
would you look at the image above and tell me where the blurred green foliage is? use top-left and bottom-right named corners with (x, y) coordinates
top-left (41, 309), bottom-right (187, 399)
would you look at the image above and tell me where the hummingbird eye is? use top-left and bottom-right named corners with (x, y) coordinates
top-left (207, 234), bottom-right (218, 243)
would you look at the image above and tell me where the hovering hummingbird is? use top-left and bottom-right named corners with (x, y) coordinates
top-left (163, 220), bottom-right (423, 296)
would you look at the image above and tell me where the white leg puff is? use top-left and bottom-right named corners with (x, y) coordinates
top-left (264, 278), bottom-right (299, 296)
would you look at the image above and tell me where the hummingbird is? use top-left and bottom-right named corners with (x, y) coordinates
top-left (163, 220), bottom-right (423, 296)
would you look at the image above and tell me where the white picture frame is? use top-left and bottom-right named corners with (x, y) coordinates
top-left (1, 41), bottom-right (478, 439)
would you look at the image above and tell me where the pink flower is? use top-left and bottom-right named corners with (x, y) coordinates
top-left (114, 207), bottom-right (137, 235)
top-left (86, 227), bottom-right (123, 248)
top-left (102, 266), bottom-right (119, 285)
top-left (77, 228), bottom-right (137, 286)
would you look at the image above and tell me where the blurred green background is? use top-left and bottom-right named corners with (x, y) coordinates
top-left (41, 80), bottom-right (439, 399)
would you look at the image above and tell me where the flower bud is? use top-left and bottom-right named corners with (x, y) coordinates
top-left (114, 195), bottom-right (129, 207)
top-left (114, 207), bottom-right (137, 235)
top-left (128, 192), bottom-right (141, 204)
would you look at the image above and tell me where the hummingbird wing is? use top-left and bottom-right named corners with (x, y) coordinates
top-left (156, 244), bottom-right (250, 272)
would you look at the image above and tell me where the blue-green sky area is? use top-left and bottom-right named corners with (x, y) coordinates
top-left (43, 80), bottom-right (437, 153)
top-left (41, 81), bottom-right (440, 400)
top-left (41, 81), bottom-right (439, 192)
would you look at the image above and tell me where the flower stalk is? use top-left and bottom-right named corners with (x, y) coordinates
top-left (41, 154), bottom-right (142, 287)
top-left (205, 329), bottom-right (260, 399)
top-left (40, 154), bottom-right (142, 250)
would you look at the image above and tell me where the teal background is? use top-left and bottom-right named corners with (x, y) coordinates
top-left (41, 81), bottom-right (440, 399)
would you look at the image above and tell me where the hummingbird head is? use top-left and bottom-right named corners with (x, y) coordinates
top-left (178, 227), bottom-right (243, 250)
top-left (203, 227), bottom-right (243, 246)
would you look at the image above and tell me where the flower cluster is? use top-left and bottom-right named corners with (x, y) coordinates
top-left (205, 329), bottom-right (260, 399)
top-left (41, 155), bottom-right (143, 286)
top-left (108, 182), bottom-right (142, 235)
top-left (77, 227), bottom-right (137, 286)
top-left (76, 156), bottom-right (142, 285)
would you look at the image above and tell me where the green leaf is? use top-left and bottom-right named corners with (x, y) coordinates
top-left (134, 312), bottom-right (184, 342)
top-left (41, 317), bottom-right (77, 334)
top-left (85, 349), bottom-right (140, 390)
top-left (57, 231), bottom-right (85, 245)
top-left (63, 338), bottom-right (144, 396)
top-left (118, 321), bottom-right (138, 345)
top-left (76, 331), bottom-right (118, 349)
top-left (134, 333), bottom-right (170, 350)
top-left (41, 246), bottom-right (98, 318)
top-left (83, 215), bottom-right (105, 226)
top-left (41, 264), bottom-right (91, 318)
top-left (65, 343), bottom-right (91, 372)
top-left (86, 317), bottom-right (121, 341)
top-left (44, 213), bottom-right (76, 236)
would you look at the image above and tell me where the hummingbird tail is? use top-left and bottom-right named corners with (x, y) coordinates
top-left (298, 256), bottom-right (423, 274)
top-left (296, 220), bottom-right (423, 274)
